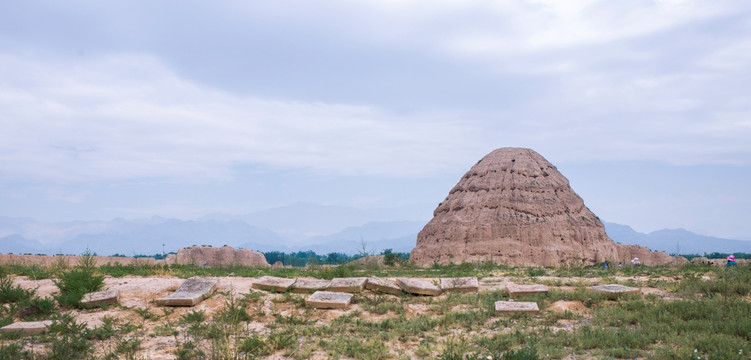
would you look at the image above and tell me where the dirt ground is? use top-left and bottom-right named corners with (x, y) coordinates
top-left (5, 273), bottom-right (680, 359)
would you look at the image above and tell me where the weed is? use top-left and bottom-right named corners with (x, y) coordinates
top-left (133, 307), bottom-right (160, 321)
top-left (502, 343), bottom-right (540, 360)
top-left (46, 312), bottom-right (92, 360)
top-left (174, 340), bottom-right (205, 360)
top-left (113, 337), bottom-right (142, 360)
top-left (239, 334), bottom-right (270, 358)
top-left (0, 341), bottom-right (34, 360)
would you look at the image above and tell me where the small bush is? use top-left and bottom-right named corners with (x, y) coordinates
top-left (502, 344), bottom-right (540, 360)
top-left (53, 267), bottom-right (104, 308)
top-left (0, 342), bottom-right (34, 360)
top-left (46, 313), bottom-right (92, 360)
top-left (19, 297), bottom-right (56, 320)
top-left (240, 334), bottom-right (270, 357)
top-left (0, 275), bottom-right (36, 304)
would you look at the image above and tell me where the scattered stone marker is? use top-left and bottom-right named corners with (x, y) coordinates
top-left (495, 301), bottom-right (540, 313)
top-left (155, 277), bottom-right (218, 306)
top-left (506, 283), bottom-right (549, 297)
top-left (440, 277), bottom-right (479, 293)
top-left (290, 278), bottom-right (331, 294)
top-left (81, 289), bottom-right (120, 307)
top-left (252, 276), bottom-right (296, 292)
top-left (587, 284), bottom-right (640, 294)
top-left (0, 320), bottom-right (53, 336)
top-left (327, 277), bottom-right (368, 293)
top-left (306, 291), bottom-right (353, 310)
top-left (365, 277), bottom-right (402, 295)
top-left (396, 278), bottom-right (442, 296)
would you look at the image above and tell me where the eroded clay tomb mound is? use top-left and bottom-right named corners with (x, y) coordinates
top-left (410, 147), bottom-right (620, 267)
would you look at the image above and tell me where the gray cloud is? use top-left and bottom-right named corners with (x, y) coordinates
top-left (1, 1), bottom-right (750, 238)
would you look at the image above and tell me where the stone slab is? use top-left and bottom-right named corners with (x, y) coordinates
top-left (0, 320), bottom-right (53, 336)
top-left (494, 301), bottom-right (540, 313)
top-left (326, 277), bottom-right (368, 293)
top-left (290, 278), bottom-right (331, 294)
top-left (588, 284), bottom-right (640, 294)
top-left (506, 283), bottom-right (549, 297)
top-left (440, 277), bottom-right (479, 293)
top-left (81, 289), bottom-right (120, 307)
top-left (365, 277), bottom-right (402, 295)
top-left (306, 291), bottom-right (353, 310)
top-left (155, 277), bottom-right (218, 306)
top-left (252, 276), bottom-right (296, 292)
top-left (396, 278), bottom-right (442, 296)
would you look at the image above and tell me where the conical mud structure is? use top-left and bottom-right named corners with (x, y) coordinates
top-left (410, 147), bottom-right (620, 267)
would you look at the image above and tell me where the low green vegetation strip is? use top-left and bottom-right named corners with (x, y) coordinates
top-left (1, 257), bottom-right (750, 359)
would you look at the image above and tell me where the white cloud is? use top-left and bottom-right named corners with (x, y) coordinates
top-left (0, 53), bottom-right (484, 183)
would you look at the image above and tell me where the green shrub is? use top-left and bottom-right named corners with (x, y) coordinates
top-left (108, 337), bottom-right (142, 360)
top-left (0, 275), bottom-right (36, 304)
top-left (46, 313), bottom-right (92, 360)
top-left (19, 297), bottom-right (56, 320)
top-left (502, 343), bottom-right (540, 360)
top-left (240, 334), bottom-right (270, 357)
top-left (0, 342), bottom-right (34, 360)
top-left (53, 267), bottom-right (104, 308)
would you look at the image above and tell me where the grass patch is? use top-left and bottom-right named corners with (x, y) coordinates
top-left (1, 259), bottom-right (750, 359)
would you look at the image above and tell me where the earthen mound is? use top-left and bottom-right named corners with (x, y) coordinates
top-left (167, 245), bottom-right (268, 267)
top-left (615, 244), bottom-right (688, 266)
top-left (410, 147), bottom-right (621, 267)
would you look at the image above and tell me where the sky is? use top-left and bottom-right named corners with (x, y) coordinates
top-left (1, 0), bottom-right (750, 239)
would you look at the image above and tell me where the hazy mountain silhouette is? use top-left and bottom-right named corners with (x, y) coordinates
top-left (0, 234), bottom-right (46, 254)
top-left (604, 222), bottom-right (751, 255)
top-left (288, 221), bottom-right (423, 255)
top-left (2, 208), bottom-right (749, 257)
top-left (203, 202), bottom-right (418, 242)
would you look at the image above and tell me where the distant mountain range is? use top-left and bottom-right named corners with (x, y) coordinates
top-left (0, 203), bottom-right (422, 256)
top-left (603, 222), bottom-right (751, 255)
top-left (1, 203), bottom-right (749, 257)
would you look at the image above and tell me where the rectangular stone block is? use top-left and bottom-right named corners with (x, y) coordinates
top-left (396, 278), bottom-right (442, 296)
top-left (494, 301), bottom-right (540, 313)
top-left (252, 276), bottom-right (296, 292)
top-left (365, 277), bottom-right (402, 295)
top-left (81, 289), bottom-right (120, 307)
top-left (326, 277), bottom-right (368, 293)
top-left (155, 277), bottom-right (218, 307)
top-left (588, 284), bottom-right (640, 294)
top-left (306, 291), bottom-right (353, 310)
top-left (0, 320), bottom-right (53, 336)
top-left (506, 283), bottom-right (549, 297)
top-left (290, 278), bottom-right (331, 294)
top-left (440, 277), bottom-right (479, 293)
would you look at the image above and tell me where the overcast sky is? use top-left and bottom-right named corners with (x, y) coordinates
top-left (1, 1), bottom-right (750, 239)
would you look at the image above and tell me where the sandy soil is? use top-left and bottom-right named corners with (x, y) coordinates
top-left (7, 274), bottom-right (680, 359)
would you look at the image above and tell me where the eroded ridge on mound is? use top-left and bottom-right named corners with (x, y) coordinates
top-left (410, 147), bottom-right (620, 267)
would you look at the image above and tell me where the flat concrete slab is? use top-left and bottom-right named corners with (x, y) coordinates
top-left (0, 320), bottom-right (53, 336)
top-left (396, 278), bottom-right (442, 296)
top-left (290, 278), bottom-right (331, 294)
top-left (365, 277), bottom-right (402, 295)
top-left (495, 301), bottom-right (540, 313)
top-left (588, 284), bottom-right (640, 294)
top-left (306, 291), bottom-right (353, 310)
top-left (252, 276), bottom-right (296, 292)
top-left (506, 283), bottom-right (549, 297)
top-left (81, 289), bottom-right (120, 307)
top-left (326, 277), bottom-right (368, 293)
top-left (155, 277), bottom-right (218, 307)
top-left (440, 277), bottom-right (479, 293)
